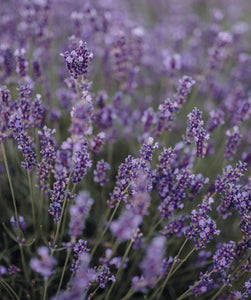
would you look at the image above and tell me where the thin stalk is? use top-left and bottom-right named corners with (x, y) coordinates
top-left (20, 244), bottom-right (29, 283)
top-left (209, 253), bottom-right (250, 300)
top-left (121, 288), bottom-right (135, 300)
top-left (27, 170), bottom-right (36, 231)
top-left (151, 239), bottom-right (191, 300)
top-left (56, 250), bottom-right (71, 297)
top-left (59, 184), bottom-right (76, 243)
top-left (176, 270), bottom-right (215, 300)
top-left (170, 247), bottom-right (196, 278)
top-left (145, 218), bottom-right (162, 244)
top-left (1, 143), bottom-right (29, 283)
top-left (87, 286), bottom-right (99, 300)
top-left (90, 200), bottom-right (121, 257)
top-left (1, 143), bottom-right (21, 234)
top-left (210, 284), bottom-right (226, 300)
top-left (105, 239), bottom-right (134, 300)
top-left (0, 279), bottom-right (20, 300)
top-left (43, 280), bottom-right (48, 300)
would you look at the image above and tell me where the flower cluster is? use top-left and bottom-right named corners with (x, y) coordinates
top-left (61, 40), bottom-right (93, 80)
top-left (186, 107), bottom-right (210, 158)
top-left (0, 1), bottom-right (250, 300)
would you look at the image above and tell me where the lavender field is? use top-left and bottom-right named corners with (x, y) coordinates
top-left (0, 0), bottom-right (250, 299)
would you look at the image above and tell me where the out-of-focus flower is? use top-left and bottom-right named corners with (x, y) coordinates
top-left (30, 247), bottom-right (56, 280)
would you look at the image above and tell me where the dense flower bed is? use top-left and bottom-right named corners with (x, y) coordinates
top-left (0, 1), bottom-right (250, 299)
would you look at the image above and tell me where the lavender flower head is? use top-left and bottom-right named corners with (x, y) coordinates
top-left (93, 159), bottom-right (110, 186)
top-left (110, 210), bottom-right (142, 243)
top-left (212, 241), bottom-right (236, 272)
top-left (185, 196), bottom-right (220, 249)
top-left (186, 107), bottom-right (210, 158)
top-left (30, 247), bottom-right (56, 280)
top-left (69, 191), bottom-right (94, 241)
top-left (61, 40), bottom-right (93, 79)
top-left (71, 139), bottom-right (92, 184)
top-left (133, 236), bottom-right (166, 291)
top-left (70, 90), bottom-right (93, 138)
top-left (224, 126), bottom-right (242, 160)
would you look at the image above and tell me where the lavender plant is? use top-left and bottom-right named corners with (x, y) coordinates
top-left (0, 1), bottom-right (250, 300)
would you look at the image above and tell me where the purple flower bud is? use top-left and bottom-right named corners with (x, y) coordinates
top-left (0, 266), bottom-right (7, 277)
top-left (10, 216), bottom-right (27, 231)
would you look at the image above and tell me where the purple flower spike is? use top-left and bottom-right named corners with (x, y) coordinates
top-left (133, 236), bottom-right (166, 291)
top-left (215, 161), bottom-right (247, 194)
top-left (186, 107), bottom-right (209, 158)
top-left (61, 40), bottom-right (93, 80)
top-left (224, 126), bottom-right (242, 160)
top-left (69, 191), bottom-right (94, 241)
top-left (140, 137), bottom-right (159, 162)
top-left (212, 241), bottom-right (236, 272)
top-left (72, 139), bottom-right (92, 184)
top-left (110, 210), bottom-right (142, 243)
top-left (37, 126), bottom-right (57, 194)
top-left (185, 196), bottom-right (220, 249)
top-left (93, 159), bottom-right (110, 186)
top-left (30, 246), bottom-right (56, 280)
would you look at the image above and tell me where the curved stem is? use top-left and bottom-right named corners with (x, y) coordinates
top-left (91, 200), bottom-right (121, 257)
top-left (27, 170), bottom-right (36, 231)
top-left (59, 184), bottom-right (76, 243)
top-left (1, 143), bottom-right (21, 234)
top-left (105, 239), bottom-right (134, 300)
top-left (176, 270), bottom-right (215, 300)
top-left (121, 288), bottom-right (135, 300)
top-left (151, 239), bottom-right (191, 300)
top-left (56, 250), bottom-right (71, 297)
top-left (0, 279), bottom-right (20, 300)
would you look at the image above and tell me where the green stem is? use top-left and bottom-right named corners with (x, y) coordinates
top-left (1, 143), bottom-right (21, 234)
top-left (209, 253), bottom-right (250, 300)
top-left (87, 286), bottom-right (99, 300)
top-left (59, 184), bottom-right (76, 243)
top-left (145, 218), bottom-right (162, 244)
top-left (176, 270), bottom-right (215, 300)
top-left (91, 200), bottom-right (121, 257)
top-left (43, 280), bottom-right (48, 300)
top-left (56, 251), bottom-right (71, 297)
top-left (27, 170), bottom-right (36, 231)
top-left (105, 239), bottom-right (134, 300)
top-left (210, 284), bottom-right (226, 300)
top-left (152, 239), bottom-right (191, 300)
top-left (121, 288), bottom-right (135, 300)
top-left (20, 243), bottom-right (29, 283)
top-left (0, 279), bottom-right (20, 300)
